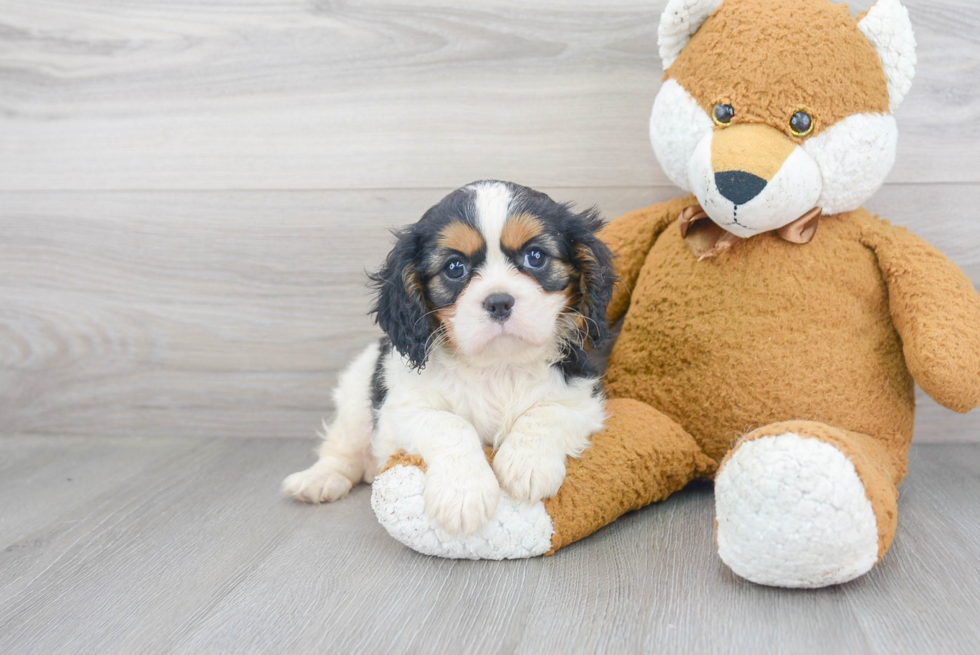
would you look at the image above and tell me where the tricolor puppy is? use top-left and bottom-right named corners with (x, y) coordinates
top-left (283, 181), bottom-right (614, 536)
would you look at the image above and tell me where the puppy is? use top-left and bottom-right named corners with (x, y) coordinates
top-left (282, 180), bottom-right (615, 535)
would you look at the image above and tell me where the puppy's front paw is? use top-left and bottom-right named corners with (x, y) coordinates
top-left (493, 438), bottom-right (566, 503)
top-left (424, 459), bottom-right (500, 536)
top-left (282, 466), bottom-right (353, 503)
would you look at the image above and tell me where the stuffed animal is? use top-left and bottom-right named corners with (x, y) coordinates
top-left (370, 0), bottom-right (980, 587)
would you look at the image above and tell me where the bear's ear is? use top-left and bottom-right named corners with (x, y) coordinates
top-left (658, 0), bottom-right (723, 70)
top-left (858, 0), bottom-right (917, 112)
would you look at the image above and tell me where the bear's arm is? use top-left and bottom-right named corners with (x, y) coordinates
top-left (599, 196), bottom-right (697, 325)
top-left (864, 220), bottom-right (980, 413)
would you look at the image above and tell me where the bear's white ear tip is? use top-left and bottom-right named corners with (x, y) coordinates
top-left (658, 0), bottom-right (724, 70)
top-left (858, 0), bottom-right (917, 111)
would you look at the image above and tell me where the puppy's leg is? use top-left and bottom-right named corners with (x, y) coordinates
top-left (494, 388), bottom-right (606, 503)
top-left (376, 406), bottom-right (500, 536)
top-left (283, 342), bottom-right (380, 503)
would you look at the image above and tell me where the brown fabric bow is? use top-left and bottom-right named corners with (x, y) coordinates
top-left (678, 205), bottom-right (823, 261)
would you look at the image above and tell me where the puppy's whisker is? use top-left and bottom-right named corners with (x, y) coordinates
top-left (558, 312), bottom-right (587, 342)
top-left (423, 325), bottom-right (448, 357)
top-left (414, 307), bottom-right (444, 326)
top-left (565, 307), bottom-right (600, 332)
top-left (564, 308), bottom-right (601, 340)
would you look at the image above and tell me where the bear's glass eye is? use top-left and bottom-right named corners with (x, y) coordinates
top-left (444, 259), bottom-right (468, 280)
top-left (523, 249), bottom-right (547, 270)
top-left (790, 111), bottom-right (814, 137)
top-left (713, 103), bottom-right (735, 126)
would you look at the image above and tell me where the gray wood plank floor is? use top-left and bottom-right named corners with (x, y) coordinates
top-left (1, 437), bottom-right (978, 655)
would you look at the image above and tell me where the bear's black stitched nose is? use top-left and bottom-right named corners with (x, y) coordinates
top-left (715, 171), bottom-right (767, 205)
top-left (483, 293), bottom-right (515, 321)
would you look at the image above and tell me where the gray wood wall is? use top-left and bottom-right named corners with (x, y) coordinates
top-left (1, 0), bottom-right (978, 441)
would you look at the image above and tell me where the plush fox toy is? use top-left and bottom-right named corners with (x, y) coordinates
top-left (370, 0), bottom-right (980, 587)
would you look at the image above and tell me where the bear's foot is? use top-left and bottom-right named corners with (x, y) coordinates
top-left (370, 454), bottom-right (554, 559)
top-left (715, 430), bottom-right (883, 588)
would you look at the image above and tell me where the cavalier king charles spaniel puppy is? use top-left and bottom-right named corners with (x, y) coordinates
top-left (283, 180), bottom-right (614, 535)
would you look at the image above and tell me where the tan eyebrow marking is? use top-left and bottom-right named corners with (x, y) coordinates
top-left (500, 213), bottom-right (544, 251)
top-left (437, 220), bottom-right (484, 257)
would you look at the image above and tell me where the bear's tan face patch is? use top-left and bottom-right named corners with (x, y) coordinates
top-left (711, 123), bottom-right (797, 181)
top-left (666, 0), bottom-right (890, 140)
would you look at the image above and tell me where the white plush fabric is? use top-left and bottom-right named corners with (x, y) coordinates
top-left (858, 0), bottom-right (917, 112)
top-left (715, 433), bottom-right (880, 588)
top-left (658, 0), bottom-right (724, 70)
top-left (371, 464), bottom-right (554, 560)
top-left (649, 79), bottom-right (714, 192)
top-left (804, 112), bottom-right (898, 216)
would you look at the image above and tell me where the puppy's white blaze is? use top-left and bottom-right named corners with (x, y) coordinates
top-left (469, 180), bottom-right (513, 265)
top-left (804, 112), bottom-right (898, 216)
top-left (650, 79), bottom-right (714, 192)
top-left (453, 180), bottom-right (567, 362)
top-left (688, 132), bottom-right (822, 237)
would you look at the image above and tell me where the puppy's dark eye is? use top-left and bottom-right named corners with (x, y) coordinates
top-left (790, 111), bottom-right (814, 137)
top-left (523, 249), bottom-right (547, 270)
top-left (444, 259), bottom-right (468, 280)
top-left (713, 103), bottom-right (734, 126)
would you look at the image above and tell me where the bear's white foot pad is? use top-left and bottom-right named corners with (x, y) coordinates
top-left (371, 464), bottom-right (554, 560)
top-left (715, 433), bottom-right (879, 588)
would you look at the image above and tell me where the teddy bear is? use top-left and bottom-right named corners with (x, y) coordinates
top-left (369, 0), bottom-right (980, 588)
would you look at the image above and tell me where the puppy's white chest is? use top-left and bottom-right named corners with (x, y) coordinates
top-left (442, 365), bottom-right (552, 444)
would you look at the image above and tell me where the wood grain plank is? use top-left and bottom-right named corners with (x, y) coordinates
top-left (0, 435), bottom-right (199, 549)
top-left (510, 485), bottom-right (873, 655)
top-left (0, 437), bottom-right (311, 654)
top-left (0, 438), bottom-right (977, 654)
top-left (840, 444), bottom-right (980, 654)
top-left (170, 524), bottom-right (541, 654)
top-left (0, 0), bottom-right (977, 190)
top-left (1, 185), bottom-right (978, 440)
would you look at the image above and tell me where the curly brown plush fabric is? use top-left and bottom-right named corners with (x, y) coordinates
top-left (668, 0), bottom-right (890, 140)
top-left (861, 222), bottom-right (980, 413)
top-left (603, 204), bottom-right (924, 464)
top-left (543, 398), bottom-right (717, 554)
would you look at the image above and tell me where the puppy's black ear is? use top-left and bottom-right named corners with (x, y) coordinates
top-left (370, 227), bottom-right (433, 370)
top-left (571, 208), bottom-right (616, 350)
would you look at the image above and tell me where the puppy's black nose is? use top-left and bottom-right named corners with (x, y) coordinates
top-left (483, 293), bottom-right (515, 321)
top-left (715, 170), bottom-right (767, 205)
